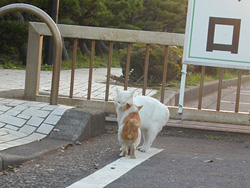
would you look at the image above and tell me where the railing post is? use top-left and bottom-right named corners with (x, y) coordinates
top-left (161, 45), bottom-right (169, 103)
top-left (198, 66), bottom-right (205, 109)
top-left (142, 44), bottom-right (150, 95)
top-left (70, 39), bottom-right (78, 98)
top-left (235, 70), bottom-right (242, 113)
top-left (216, 68), bottom-right (224, 111)
top-left (24, 24), bottom-right (43, 100)
top-left (87, 40), bottom-right (96, 100)
top-left (105, 42), bottom-right (113, 101)
top-left (124, 43), bottom-right (131, 90)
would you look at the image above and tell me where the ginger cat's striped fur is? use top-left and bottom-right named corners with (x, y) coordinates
top-left (118, 103), bottom-right (143, 159)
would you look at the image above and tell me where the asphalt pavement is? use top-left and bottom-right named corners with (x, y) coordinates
top-left (1, 68), bottom-right (250, 187)
top-left (185, 82), bottom-right (250, 113)
top-left (0, 123), bottom-right (249, 188)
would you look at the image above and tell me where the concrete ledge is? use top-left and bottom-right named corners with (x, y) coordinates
top-left (48, 108), bottom-right (106, 142)
top-left (169, 106), bottom-right (250, 126)
top-left (0, 108), bottom-right (106, 171)
top-left (0, 139), bottom-right (70, 171)
top-left (167, 119), bottom-right (250, 134)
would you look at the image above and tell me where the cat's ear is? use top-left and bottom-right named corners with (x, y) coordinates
top-left (129, 89), bottom-right (136, 97)
top-left (138, 105), bottom-right (143, 111)
top-left (123, 103), bottom-right (131, 111)
top-left (126, 103), bottom-right (131, 108)
top-left (116, 87), bottom-right (121, 95)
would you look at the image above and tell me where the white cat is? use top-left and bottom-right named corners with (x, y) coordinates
top-left (115, 88), bottom-right (170, 152)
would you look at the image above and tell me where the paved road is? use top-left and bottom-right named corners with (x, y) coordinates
top-left (1, 68), bottom-right (250, 187)
top-left (185, 82), bottom-right (250, 113)
top-left (0, 124), bottom-right (249, 188)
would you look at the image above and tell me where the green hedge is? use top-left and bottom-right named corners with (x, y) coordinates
top-left (0, 21), bottom-right (28, 64)
top-left (120, 44), bottom-right (182, 85)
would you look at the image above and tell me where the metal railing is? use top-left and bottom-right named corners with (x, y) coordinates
top-left (0, 3), bottom-right (62, 105)
top-left (197, 67), bottom-right (244, 113)
top-left (26, 22), bottom-right (184, 104)
top-left (15, 21), bottom-right (250, 125)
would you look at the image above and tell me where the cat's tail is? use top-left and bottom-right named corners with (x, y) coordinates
top-left (129, 119), bottom-right (140, 127)
top-left (127, 134), bottom-right (133, 139)
top-left (127, 119), bottom-right (140, 140)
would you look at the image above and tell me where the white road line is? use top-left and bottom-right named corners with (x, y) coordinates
top-left (67, 148), bottom-right (163, 188)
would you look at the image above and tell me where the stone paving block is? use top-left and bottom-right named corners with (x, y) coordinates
top-left (26, 117), bottom-right (44, 127)
top-left (5, 125), bottom-right (19, 131)
top-left (17, 114), bottom-right (31, 120)
top-left (22, 101), bottom-right (42, 107)
top-left (19, 125), bottom-right (37, 135)
top-left (51, 107), bottom-right (67, 116)
top-left (22, 102), bottom-right (47, 109)
top-left (36, 123), bottom-right (54, 135)
top-left (41, 105), bottom-right (57, 111)
top-left (6, 138), bottom-right (31, 147)
top-left (0, 129), bottom-right (8, 136)
top-left (1, 128), bottom-right (26, 137)
top-left (0, 144), bottom-right (9, 151)
top-left (27, 132), bottom-right (46, 141)
top-left (5, 109), bottom-right (21, 116)
top-left (0, 122), bottom-right (5, 128)
top-left (0, 134), bottom-right (21, 143)
top-left (44, 114), bottom-right (61, 125)
top-left (0, 105), bottom-right (12, 112)
top-left (21, 108), bottom-right (50, 118)
top-left (1, 99), bottom-right (15, 104)
top-left (7, 100), bottom-right (26, 107)
top-left (12, 105), bottom-right (29, 111)
top-left (0, 114), bottom-right (26, 127)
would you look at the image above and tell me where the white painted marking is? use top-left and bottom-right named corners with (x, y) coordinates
top-left (240, 90), bottom-right (250, 93)
top-left (221, 100), bottom-right (250, 105)
top-left (239, 92), bottom-right (250, 96)
top-left (67, 148), bottom-right (163, 188)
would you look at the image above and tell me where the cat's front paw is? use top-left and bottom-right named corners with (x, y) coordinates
top-left (119, 151), bottom-right (124, 156)
top-left (138, 147), bottom-right (146, 152)
top-left (130, 155), bottom-right (136, 159)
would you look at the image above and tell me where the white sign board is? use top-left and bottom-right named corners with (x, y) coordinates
top-left (183, 0), bottom-right (250, 70)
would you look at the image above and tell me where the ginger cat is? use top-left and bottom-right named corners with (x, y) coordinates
top-left (115, 88), bottom-right (169, 152)
top-left (118, 103), bottom-right (143, 159)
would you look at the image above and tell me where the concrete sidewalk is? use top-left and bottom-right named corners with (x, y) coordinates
top-left (0, 98), bottom-right (72, 151)
top-left (0, 68), bottom-right (157, 100)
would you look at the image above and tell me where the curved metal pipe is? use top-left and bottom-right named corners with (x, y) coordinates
top-left (0, 3), bottom-right (62, 105)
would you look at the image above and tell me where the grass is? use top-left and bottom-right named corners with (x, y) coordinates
top-left (0, 50), bottom-right (247, 90)
top-left (0, 60), bottom-right (25, 70)
top-left (205, 135), bottom-right (222, 140)
top-left (1, 50), bottom-right (121, 71)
